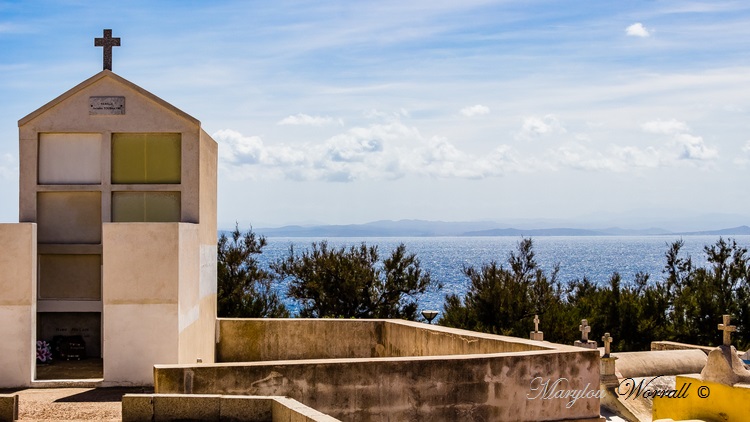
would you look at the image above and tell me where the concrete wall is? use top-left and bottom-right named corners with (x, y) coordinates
top-left (122, 394), bottom-right (340, 422)
top-left (162, 320), bottom-right (602, 422)
top-left (155, 351), bottom-right (601, 422)
top-left (217, 319), bottom-right (382, 362)
top-left (0, 394), bottom-right (19, 422)
top-left (198, 129), bottom-right (217, 247)
top-left (217, 319), bottom-right (551, 363)
top-left (196, 129), bottom-right (218, 365)
top-left (650, 340), bottom-right (716, 354)
top-left (383, 319), bottom-right (550, 356)
top-left (103, 222), bottom-right (216, 384)
top-left (103, 223), bottom-right (180, 385)
top-left (0, 224), bottom-right (36, 388)
top-left (178, 224), bottom-right (216, 365)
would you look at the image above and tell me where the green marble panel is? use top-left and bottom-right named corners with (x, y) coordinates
top-left (112, 192), bottom-right (181, 222)
top-left (111, 133), bottom-right (181, 184)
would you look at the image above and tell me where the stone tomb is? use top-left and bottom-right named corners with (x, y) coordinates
top-left (0, 67), bottom-right (218, 387)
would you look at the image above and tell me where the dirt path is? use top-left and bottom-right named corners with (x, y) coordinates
top-left (8, 387), bottom-right (149, 421)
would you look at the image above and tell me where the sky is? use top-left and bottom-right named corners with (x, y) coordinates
top-left (1, 0), bottom-right (749, 230)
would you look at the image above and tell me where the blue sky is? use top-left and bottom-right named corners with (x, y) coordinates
top-left (1, 1), bottom-right (749, 230)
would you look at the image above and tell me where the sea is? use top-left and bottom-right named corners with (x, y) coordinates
top-left (255, 235), bottom-right (750, 316)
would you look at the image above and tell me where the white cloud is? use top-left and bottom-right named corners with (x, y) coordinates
top-left (547, 119), bottom-right (720, 172)
top-left (674, 133), bottom-right (718, 161)
top-left (641, 119), bottom-right (690, 135)
top-left (214, 117), bottom-right (530, 182)
top-left (550, 143), bottom-right (618, 171)
top-left (517, 115), bottom-right (566, 140)
top-left (363, 108), bottom-right (410, 121)
top-left (460, 104), bottom-right (490, 117)
top-left (214, 129), bottom-right (306, 169)
top-left (411, 137), bottom-right (526, 179)
top-left (639, 119), bottom-right (718, 163)
top-left (736, 141), bottom-right (750, 166)
top-left (611, 145), bottom-right (663, 169)
top-left (277, 113), bottom-right (342, 126)
top-left (215, 113), bottom-right (723, 182)
top-left (626, 23), bottom-right (650, 38)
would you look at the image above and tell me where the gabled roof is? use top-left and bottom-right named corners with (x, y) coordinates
top-left (18, 70), bottom-right (200, 126)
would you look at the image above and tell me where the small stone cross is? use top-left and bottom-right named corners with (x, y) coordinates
top-left (579, 319), bottom-right (591, 341)
top-left (533, 315), bottom-right (540, 332)
top-left (718, 314), bottom-right (737, 347)
top-left (602, 332), bottom-right (613, 357)
top-left (95, 29), bottom-right (121, 71)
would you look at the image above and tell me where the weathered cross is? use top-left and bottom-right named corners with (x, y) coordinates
top-left (533, 315), bottom-right (540, 332)
top-left (94, 29), bottom-right (121, 71)
top-left (602, 332), bottom-right (613, 357)
top-left (579, 319), bottom-right (591, 341)
top-left (718, 314), bottom-right (737, 347)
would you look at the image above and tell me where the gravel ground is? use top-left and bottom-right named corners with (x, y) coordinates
top-left (9, 387), bottom-right (149, 421)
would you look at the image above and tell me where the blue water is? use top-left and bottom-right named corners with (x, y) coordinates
top-left (256, 235), bottom-right (750, 316)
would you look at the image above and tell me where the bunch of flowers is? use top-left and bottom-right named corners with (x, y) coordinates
top-left (37, 340), bottom-right (52, 363)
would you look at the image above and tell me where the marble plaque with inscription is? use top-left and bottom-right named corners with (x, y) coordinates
top-left (89, 96), bottom-right (125, 115)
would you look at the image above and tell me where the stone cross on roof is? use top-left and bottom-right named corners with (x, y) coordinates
top-left (602, 332), bottom-right (613, 357)
top-left (718, 314), bottom-right (737, 347)
top-left (533, 315), bottom-right (540, 332)
top-left (579, 319), bottom-right (591, 341)
top-left (94, 29), bottom-right (121, 71)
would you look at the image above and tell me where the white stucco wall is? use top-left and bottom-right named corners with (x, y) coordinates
top-left (102, 222), bottom-right (215, 385)
top-left (103, 223), bottom-right (181, 385)
top-left (0, 223), bottom-right (36, 388)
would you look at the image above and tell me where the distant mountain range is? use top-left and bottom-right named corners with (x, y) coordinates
top-left (250, 220), bottom-right (750, 238)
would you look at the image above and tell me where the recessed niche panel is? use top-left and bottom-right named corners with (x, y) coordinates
top-left (37, 192), bottom-right (102, 244)
top-left (111, 133), bottom-right (181, 184)
top-left (112, 192), bottom-right (181, 222)
top-left (39, 254), bottom-right (101, 300)
top-left (39, 133), bottom-right (102, 184)
top-left (37, 312), bottom-right (101, 359)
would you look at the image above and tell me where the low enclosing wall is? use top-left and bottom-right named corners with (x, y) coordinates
top-left (650, 341), bottom-right (716, 354)
top-left (217, 318), bottom-right (550, 362)
top-left (157, 319), bottom-right (602, 422)
top-left (0, 394), bottom-right (19, 422)
top-left (122, 394), bottom-right (339, 422)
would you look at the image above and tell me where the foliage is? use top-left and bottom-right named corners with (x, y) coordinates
top-left (441, 239), bottom-right (564, 337)
top-left (217, 226), bottom-right (289, 318)
top-left (272, 241), bottom-right (437, 319)
top-left (667, 238), bottom-right (750, 348)
top-left (440, 237), bottom-right (750, 351)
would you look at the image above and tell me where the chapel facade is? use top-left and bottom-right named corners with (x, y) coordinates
top-left (0, 43), bottom-right (218, 386)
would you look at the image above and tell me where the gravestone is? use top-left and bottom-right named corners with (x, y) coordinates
top-left (530, 314), bottom-right (544, 341)
top-left (600, 332), bottom-right (618, 387)
top-left (701, 314), bottom-right (750, 385)
top-left (574, 319), bottom-right (597, 349)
